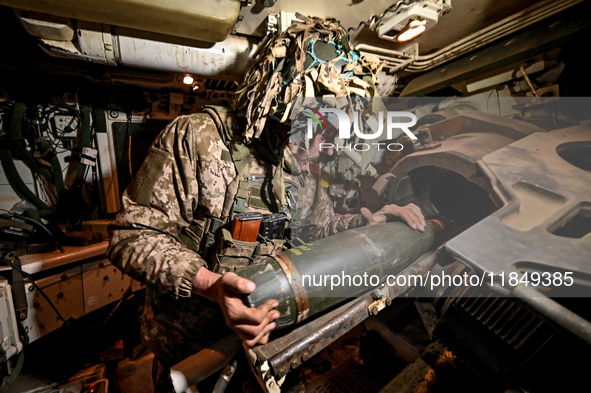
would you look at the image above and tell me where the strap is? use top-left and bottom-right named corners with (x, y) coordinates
top-left (201, 217), bottom-right (224, 261)
top-left (178, 222), bottom-right (205, 253)
top-left (285, 181), bottom-right (303, 221)
top-left (178, 216), bottom-right (224, 259)
top-left (202, 106), bottom-right (252, 216)
top-left (273, 157), bottom-right (289, 218)
top-left (202, 105), bottom-right (240, 142)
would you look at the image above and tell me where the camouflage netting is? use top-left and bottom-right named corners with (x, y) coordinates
top-left (233, 13), bottom-right (386, 141)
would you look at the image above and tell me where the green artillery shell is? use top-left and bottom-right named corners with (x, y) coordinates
top-left (237, 220), bottom-right (443, 328)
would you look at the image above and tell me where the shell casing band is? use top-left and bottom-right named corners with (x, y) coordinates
top-left (271, 253), bottom-right (310, 323)
top-left (238, 219), bottom-right (444, 328)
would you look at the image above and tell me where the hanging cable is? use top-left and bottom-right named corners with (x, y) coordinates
top-left (6, 261), bottom-right (68, 324)
top-left (3, 254), bottom-right (136, 330)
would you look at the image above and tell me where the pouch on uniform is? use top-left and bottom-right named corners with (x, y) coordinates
top-left (259, 212), bottom-right (287, 240)
top-left (287, 219), bottom-right (315, 246)
top-left (256, 238), bottom-right (285, 258)
top-left (214, 228), bottom-right (259, 274)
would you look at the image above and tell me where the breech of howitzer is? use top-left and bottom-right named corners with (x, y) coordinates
top-left (236, 219), bottom-right (444, 328)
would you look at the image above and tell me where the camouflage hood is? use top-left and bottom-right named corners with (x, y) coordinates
top-left (233, 13), bottom-right (385, 142)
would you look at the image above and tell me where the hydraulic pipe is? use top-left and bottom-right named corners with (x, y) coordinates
top-left (355, 0), bottom-right (581, 73)
top-left (237, 220), bottom-right (444, 328)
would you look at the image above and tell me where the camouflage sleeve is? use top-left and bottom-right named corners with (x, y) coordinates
top-left (298, 172), bottom-right (362, 241)
top-left (108, 114), bottom-right (236, 298)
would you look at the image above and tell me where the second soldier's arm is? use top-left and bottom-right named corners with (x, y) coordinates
top-left (298, 171), bottom-right (360, 241)
top-left (300, 171), bottom-right (425, 241)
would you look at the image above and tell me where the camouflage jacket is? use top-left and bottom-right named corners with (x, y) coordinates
top-left (108, 112), bottom-right (361, 362)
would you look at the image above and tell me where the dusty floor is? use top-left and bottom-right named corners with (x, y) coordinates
top-left (1, 345), bottom-right (155, 393)
top-left (0, 298), bottom-right (430, 393)
top-left (0, 328), bottom-right (392, 393)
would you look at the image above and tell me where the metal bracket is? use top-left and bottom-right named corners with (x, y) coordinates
top-left (388, 43), bottom-right (420, 73)
top-left (414, 128), bottom-right (442, 151)
top-left (262, 360), bottom-right (285, 393)
top-left (246, 347), bottom-right (286, 393)
top-left (368, 285), bottom-right (392, 316)
top-left (267, 12), bottom-right (300, 35)
top-left (266, 14), bottom-right (278, 35)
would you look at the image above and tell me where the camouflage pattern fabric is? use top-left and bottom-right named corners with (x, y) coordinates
top-left (108, 112), bottom-right (361, 367)
top-left (108, 113), bottom-right (235, 300)
top-left (234, 13), bottom-right (385, 141)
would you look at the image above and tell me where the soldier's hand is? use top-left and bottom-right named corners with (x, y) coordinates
top-left (208, 272), bottom-right (280, 347)
top-left (360, 203), bottom-right (426, 232)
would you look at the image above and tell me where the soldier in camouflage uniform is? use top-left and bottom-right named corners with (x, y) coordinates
top-left (108, 14), bottom-right (425, 392)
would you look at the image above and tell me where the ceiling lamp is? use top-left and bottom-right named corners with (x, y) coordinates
top-left (397, 19), bottom-right (427, 42)
top-left (376, 0), bottom-right (448, 42)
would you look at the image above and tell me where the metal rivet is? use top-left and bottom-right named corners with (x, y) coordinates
top-left (61, 274), bottom-right (68, 280)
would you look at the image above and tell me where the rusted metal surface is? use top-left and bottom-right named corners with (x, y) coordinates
top-left (363, 317), bottom-right (421, 364)
top-left (443, 124), bottom-right (591, 285)
top-left (266, 295), bottom-right (373, 380)
top-left (387, 112), bottom-right (546, 213)
top-left (423, 111), bottom-right (543, 141)
top-left (384, 111), bottom-right (557, 246)
top-left (378, 341), bottom-right (456, 393)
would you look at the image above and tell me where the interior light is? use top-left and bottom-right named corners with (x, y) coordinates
top-left (397, 19), bottom-right (427, 42)
top-left (183, 75), bottom-right (194, 85)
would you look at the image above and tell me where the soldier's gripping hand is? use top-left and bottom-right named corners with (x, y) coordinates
top-left (360, 203), bottom-right (426, 232)
top-left (193, 268), bottom-right (280, 347)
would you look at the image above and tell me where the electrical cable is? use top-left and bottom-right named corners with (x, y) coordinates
top-left (40, 104), bottom-right (82, 153)
top-left (128, 134), bottom-right (132, 176)
top-left (72, 283), bottom-right (134, 330)
top-left (0, 210), bottom-right (64, 252)
top-left (4, 253), bottom-right (136, 330)
top-left (123, 113), bottom-right (133, 177)
top-left (486, 85), bottom-right (502, 116)
top-left (7, 262), bottom-right (68, 324)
